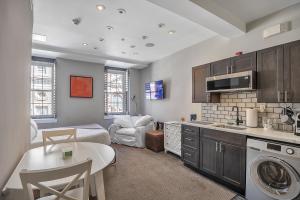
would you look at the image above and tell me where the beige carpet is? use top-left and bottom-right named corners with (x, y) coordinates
top-left (102, 144), bottom-right (236, 200)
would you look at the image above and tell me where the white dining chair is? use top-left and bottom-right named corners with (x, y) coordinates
top-left (42, 128), bottom-right (77, 149)
top-left (20, 159), bottom-right (92, 200)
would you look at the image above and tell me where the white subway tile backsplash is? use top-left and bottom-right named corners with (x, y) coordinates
top-left (201, 91), bottom-right (294, 132)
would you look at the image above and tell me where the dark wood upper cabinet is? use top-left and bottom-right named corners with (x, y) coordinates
top-left (192, 64), bottom-right (220, 103)
top-left (284, 40), bottom-right (300, 102)
top-left (230, 52), bottom-right (257, 73)
top-left (210, 58), bottom-right (231, 76)
top-left (257, 45), bottom-right (284, 103)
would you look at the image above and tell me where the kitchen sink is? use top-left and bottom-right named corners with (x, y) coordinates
top-left (189, 121), bottom-right (214, 125)
top-left (212, 124), bottom-right (247, 130)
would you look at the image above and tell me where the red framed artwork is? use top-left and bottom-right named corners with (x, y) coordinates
top-left (70, 76), bottom-right (93, 98)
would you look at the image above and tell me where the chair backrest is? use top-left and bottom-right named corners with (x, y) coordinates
top-left (20, 159), bottom-right (92, 200)
top-left (42, 128), bottom-right (77, 148)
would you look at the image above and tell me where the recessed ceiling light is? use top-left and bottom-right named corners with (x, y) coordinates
top-left (130, 45), bottom-right (136, 48)
top-left (121, 38), bottom-right (125, 41)
top-left (121, 51), bottom-right (126, 54)
top-left (145, 43), bottom-right (155, 47)
top-left (117, 8), bottom-right (126, 14)
top-left (82, 42), bottom-right (88, 46)
top-left (99, 37), bottom-right (104, 42)
top-left (94, 47), bottom-right (98, 50)
top-left (96, 4), bottom-right (106, 11)
top-left (107, 26), bottom-right (114, 30)
top-left (32, 33), bottom-right (47, 42)
top-left (142, 35), bottom-right (148, 40)
top-left (168, 30), bottom-right (176, 35)
top-left (158, 23), bottom-right (166, 28)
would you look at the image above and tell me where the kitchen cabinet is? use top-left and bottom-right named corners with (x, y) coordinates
top-left (181, 125), bottom-right (200, 169)
top-left (230, 52), bottom-right (257, 73)
top-left (219, 142), bottom-right (246, 189)
top-left (192, 64), bottom-right (220, 103)
top-left (284, 40), bottom-right (300, 102)
top-left (210, 58), bottom-right (231, 76)
top-left (257, 45), bottom-right (284, 102)
top-left (200, 137), bottom-right (218, 176)
top-left (257, 40), bottom-right (300, 103)
top-left (200, 128), bottom-right (246, 190)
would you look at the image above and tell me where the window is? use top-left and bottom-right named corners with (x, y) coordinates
top-left (31, 57), bottom-right (56, 118)
top-left (104, 67), bottom-right (129, 115)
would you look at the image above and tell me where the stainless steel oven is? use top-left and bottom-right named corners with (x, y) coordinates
top-left (206, 70), bottom-right (256, 93)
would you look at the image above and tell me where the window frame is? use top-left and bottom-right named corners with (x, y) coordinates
top-left (30, 57), bottom-right (56, 119)
top-left (104, 67), bottom-right (129, 115)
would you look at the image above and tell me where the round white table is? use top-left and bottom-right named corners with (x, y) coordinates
top-left (3, 142), bottom-right (115, 200)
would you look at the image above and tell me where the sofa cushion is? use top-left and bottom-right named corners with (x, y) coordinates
top-left (113, 115), bottom-right (133, 128)
top-left (116, 128), bottom-right (137, 136)
top-left (134, 115), bottom-right (153, 127)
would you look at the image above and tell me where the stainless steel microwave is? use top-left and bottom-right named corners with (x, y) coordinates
top-left (206, 70), bottom-right (256, 93)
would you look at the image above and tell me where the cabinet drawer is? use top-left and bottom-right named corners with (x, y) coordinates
top-left (182, 125), bottom-right (199, 135)
top-left (182, 146), bottom-right (199, 168)
top-left (201, 128), bottom-right (246, 147)
top-left (182, 132), bottom-right (199, 148)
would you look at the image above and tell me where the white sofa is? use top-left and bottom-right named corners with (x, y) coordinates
top-left (108, 115), bottom-right (154, 148)
top-left (30, 120), bottom-right (111, 148)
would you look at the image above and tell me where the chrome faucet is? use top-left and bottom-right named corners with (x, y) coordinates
top-left (232, 106), bottom-right (243, 126)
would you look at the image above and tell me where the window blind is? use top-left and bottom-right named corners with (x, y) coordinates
top-left (31, 57), bottom-right (56, 118)
top-left (104, 66), bottom-right (129, 115)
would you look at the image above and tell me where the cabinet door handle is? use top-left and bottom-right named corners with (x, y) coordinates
top-left (277, 91), bottom-right (281, 102)
top-left (231, 65), bottom-right (233, 73)
top-left (227, 66), bottom-right (229, 74)
top-left (219, 143), bottom-right (223, 153)
top-left (206, 94), bottom-right (209, 102)
top-left (285, 91), bottom-right (288, 102)
top-left (185, 138), bottom-right (192, 141)
top-left (184, 153), bottom-right (191, 157)
top-left (215, 142), bottom-right (218, 152)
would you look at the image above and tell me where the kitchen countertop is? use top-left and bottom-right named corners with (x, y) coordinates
top-left (182, 121), bottom-right (300, 145)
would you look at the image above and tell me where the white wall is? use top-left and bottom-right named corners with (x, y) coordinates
top-left (140, 4), bottom-right (300, 122)
top-left (38, 58), bottom-right (142, 129)
top-left (0, 0), bottom-right (33, 189)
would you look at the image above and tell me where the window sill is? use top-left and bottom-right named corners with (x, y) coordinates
top-left (34, 118), bottom-right (58, 124)
top-left (104, 115), bottom-right (116, 120)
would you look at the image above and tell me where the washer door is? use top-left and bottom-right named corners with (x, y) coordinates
top-left (250, 156), bottom-right (300, 200)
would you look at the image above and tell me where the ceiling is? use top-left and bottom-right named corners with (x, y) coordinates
top-left (32, 0), bottom-right (216, 68)
top-left (32, 0), bottom-right (300, 68)
top-left (213, 0), bottom-right (300, 23)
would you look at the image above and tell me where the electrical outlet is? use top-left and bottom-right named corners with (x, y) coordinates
top-left (259, 104), bottom-right (266, 112)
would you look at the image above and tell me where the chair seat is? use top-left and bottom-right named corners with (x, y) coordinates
top-left (37, 188), bottom-right (84, 200)
top-left (116, 128), bottom-right (137, 136)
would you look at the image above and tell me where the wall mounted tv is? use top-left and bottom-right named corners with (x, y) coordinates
top-left (145, 80), bottom-right (164, 100)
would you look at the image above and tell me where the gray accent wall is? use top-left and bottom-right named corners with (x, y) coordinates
top-left (0, 0), bottom-right (33, 190)
top-left (140, 4), bottom-right (300, 122)
top-left (38, 58), bottom-right (142, 129)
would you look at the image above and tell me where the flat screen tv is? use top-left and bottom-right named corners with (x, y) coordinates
top-left (145, 80), bottom-right (164, 100)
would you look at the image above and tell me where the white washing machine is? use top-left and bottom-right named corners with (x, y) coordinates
top-left (246, 138), bottom-right (300, 200)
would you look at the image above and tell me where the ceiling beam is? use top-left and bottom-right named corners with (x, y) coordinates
top-left (146, 0), bottom-right (246, 38)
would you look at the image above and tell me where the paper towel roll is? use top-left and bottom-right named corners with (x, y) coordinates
top-left (246, 108), bottom-right (258, 127)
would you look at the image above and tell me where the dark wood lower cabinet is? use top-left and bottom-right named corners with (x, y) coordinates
top-left (182, 126), bottom-right (246, 193)
top-left (219, 142), bottom-right (246, 189)
top-left (200, 137), bottom-right (218, 176)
